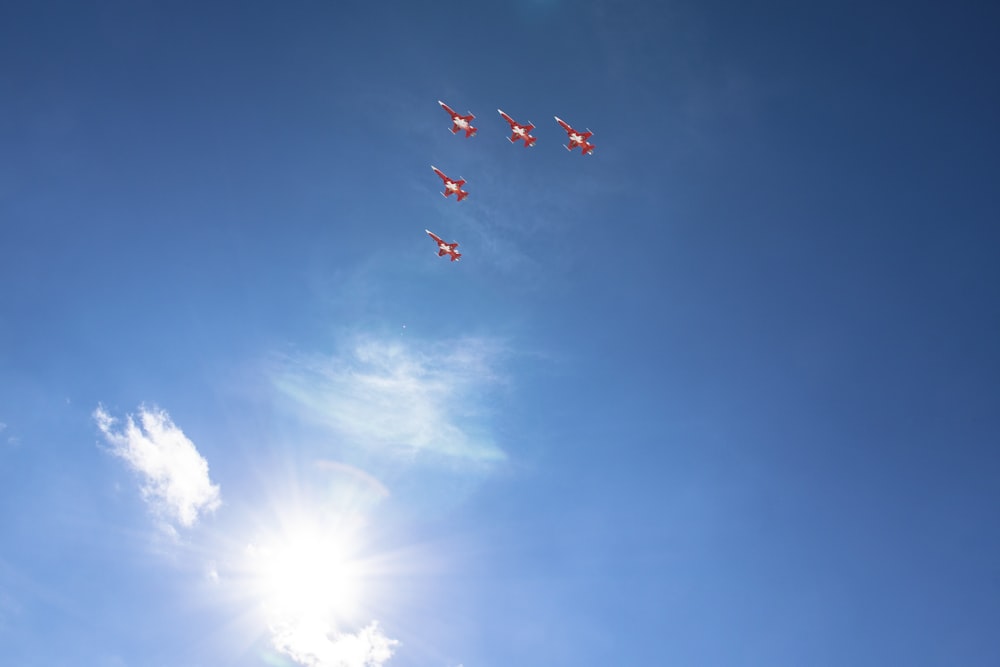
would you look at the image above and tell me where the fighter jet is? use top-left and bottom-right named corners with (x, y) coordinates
top-left (425, 229), bottom-right (462, 262)
top-left (554, 116), bottom-right (595, 155)
top-left (498, 109), bottom-right (537, 147)
top-left (438, 100), bottom-right (477, 137)
top-left (431, 166), bottom-right (469, 201)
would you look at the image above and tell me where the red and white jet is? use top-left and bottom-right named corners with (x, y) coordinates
top-left (438, 100), bottom-right (477, 137)
top-left (431, 165), bottom-right (469, 201)
top-left (498, 109), bottom-right (536, 147)
top-left (425, 229), bottom-right (462, 262)
top-left (554, 116), bottom-right (595, 155)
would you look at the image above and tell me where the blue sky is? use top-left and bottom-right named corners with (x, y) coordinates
top-left (2, 0), bottom-right (999, 665)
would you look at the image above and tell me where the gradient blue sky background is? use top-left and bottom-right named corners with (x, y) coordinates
top-left (2, 1), bottom-right (999, 665)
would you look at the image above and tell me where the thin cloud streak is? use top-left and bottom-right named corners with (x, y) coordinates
top-left (94, 405), bottom-right (221, 529)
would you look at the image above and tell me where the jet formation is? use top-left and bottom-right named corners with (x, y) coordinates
top-left (429, 100), bottom-right (595, 262)
top-left (425, 230), bottom-right (462, 262)
top-left (554, 116), bottom-right (595, 155)
top-left (438, 101), bottom-right (477, 137)
top-left (431, 166), bottom-right (469, 202)
top-left (498, 109), bottom-right (536, 147)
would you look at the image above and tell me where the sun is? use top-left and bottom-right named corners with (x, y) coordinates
top-left (246, 514), bottom-right (367, 626)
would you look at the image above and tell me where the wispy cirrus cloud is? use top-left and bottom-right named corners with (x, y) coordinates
top-left (94, 405), bottom-right (221, 528)
top-left (271, 336), bottom-right (507, 465)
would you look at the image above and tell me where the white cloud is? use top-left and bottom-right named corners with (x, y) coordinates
top-left (272, 337), bottom-right (506, 464)
top-left (271, 618), bottom-right (397, 667)
top-left (94, 405), bottom-right (221, 528)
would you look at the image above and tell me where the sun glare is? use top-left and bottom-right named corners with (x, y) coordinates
top-left (247, 517), bottom-right (366, 626)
